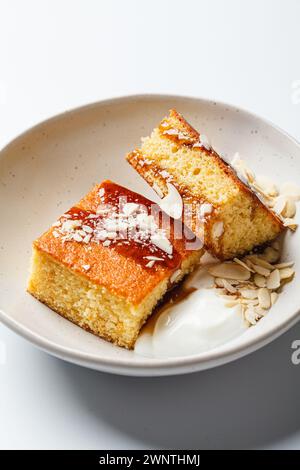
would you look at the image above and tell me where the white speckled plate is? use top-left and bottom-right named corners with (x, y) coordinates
top-left (0, 94), bottom-right (299, 376)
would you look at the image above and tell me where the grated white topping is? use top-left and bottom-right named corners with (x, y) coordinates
top-left (53, 202), bottom-right (174, 258)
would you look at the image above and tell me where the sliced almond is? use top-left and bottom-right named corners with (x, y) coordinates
top-left (258, 288), bottom-right (271, 309)
top-left (279, 267), bottom-right (295, 280)
top-left (208, 263), bottom-right (251, 281)
top-left (245, 306), bottom-right (257, 325)
top-left (250, 257), bottom-right (274, 270)
top-left (254, 306), bottom-right (267, 317)
top-left (283, 218), bottom-right (298, 230)
top-left (254, 176), bottom-right (279, 197)
top-left (241, 299), bottom-right (259, 306)
top-left (239, 288), bottom-right (258, 299)
top-left (266, 269), bottom-right (281, 290)
top-left (262, 247), bottom-right (280, 263)
top-left (273, 195), bottom-right (287, 215)
top-left (274, 261), bottom-right (294, 269)
top-left (222, 279), bottom-right (237, 294)
top-left (254, 274), bottom-right (266, 288)
top-left (281, 199), bottom-right (296, 218)
top-left (233, 257), bottom-right (254, 272)
top-left (271, 292), bottom-right (278, 305)
top-left (215, 278), bottom-right (225, 288)
top-left (226, 279), bottom-right (241, 286)
top-left (245, 259), bottom-right (255, 269)
top-left (252, 264), bottom-right (271, 277)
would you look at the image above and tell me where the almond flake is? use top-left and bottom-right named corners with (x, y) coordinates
top-left (245, 306), bottom-right (257, 325)
top-left (274, 261), bottom-right (294, 269)
top-left (241, 298), bottom-right (259, 306)
top-left (252, 264), bottom-right (271, 277)
top-left (239, 289), bottom-right (258, 300)
top-left (279, 267), bottom-right (295, 280)
top-left (281, 199), bottom-right (296, 218)
top-left (215, 278), bottom-right (225, 288)
top-left (222, 279), bottom-right (237, 293)
top-left (255, 176), bottom-right (278, 197)
top-left (273, 195), bottom-right (287, 215)
top-left (271, 292), bottom-right (278, 305)
top-left (266, 269), bottom-right (280, 290)
top-left (283, 218), bottom-right (298, 230)
top-left (254, 274), bottom-right (266, 288)
top-left (144, 256), bottom-right (164, 261)
top-left (254, 306), bottom-right (267, 317)
top-left (208, 262), bottom-right (251, 281)
top-left (145, 260), bottom-right (155, 268)
top-left (258, 288), bottom-right (271, 309)
top-left (233, 258), bottom-right (254, 272)
top-left (250, 257), bottom-right (274, 270)
top-left (150, 233), bottom-right (173, 255)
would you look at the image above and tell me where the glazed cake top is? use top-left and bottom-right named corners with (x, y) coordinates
top-left (34, 180), bottom-right (200, 304)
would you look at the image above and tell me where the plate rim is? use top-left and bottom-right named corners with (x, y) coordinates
top-left (1, 92), bottom-right (300, 375)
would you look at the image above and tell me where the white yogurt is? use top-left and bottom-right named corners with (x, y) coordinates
top-left (135, 265), bottom-right (248, 358)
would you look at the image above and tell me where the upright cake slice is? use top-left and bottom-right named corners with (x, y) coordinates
top-left (127, 109), bottom-right (284, 259)
top-left (28, 180), bottom-right (202, 349)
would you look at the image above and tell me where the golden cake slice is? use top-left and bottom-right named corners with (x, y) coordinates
top-left (28, 180), bottom-right (202, 349)
top-left (127, 109), bottom-right (284, 260)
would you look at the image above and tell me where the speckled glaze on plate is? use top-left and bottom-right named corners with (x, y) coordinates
top-left (0, 94), bottom-right (299, 376)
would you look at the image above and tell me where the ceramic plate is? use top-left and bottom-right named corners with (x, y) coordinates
top-left (0, 94), bottom-right (299, 376)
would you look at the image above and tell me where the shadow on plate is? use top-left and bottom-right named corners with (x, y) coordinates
top-left (56, 324), bottom-right (300, 449)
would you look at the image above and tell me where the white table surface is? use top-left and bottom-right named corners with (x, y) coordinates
top-left (1, 0), bottom-right (300, 450)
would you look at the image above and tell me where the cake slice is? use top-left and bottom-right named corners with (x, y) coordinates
top-left (126, 109), bottom-right (284, 260)
top-left (28, 180), bottom-right (202, 349)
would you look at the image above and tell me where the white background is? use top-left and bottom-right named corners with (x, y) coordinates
top-left (1, 0), bottom-right (300, 449)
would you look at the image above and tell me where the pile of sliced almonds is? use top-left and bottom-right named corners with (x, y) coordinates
top-left (207, 239), bottom-right (295, 326)
top-left (231, 153), bottom-right (300, 230)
